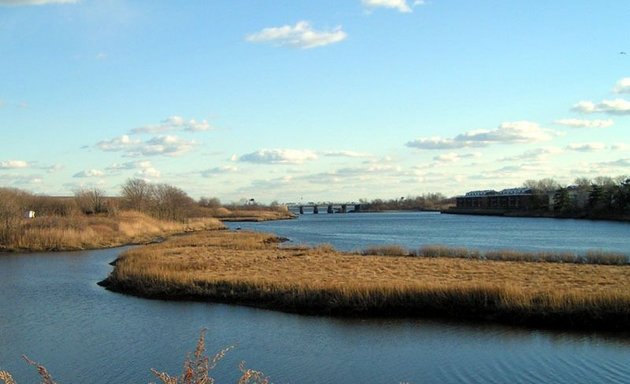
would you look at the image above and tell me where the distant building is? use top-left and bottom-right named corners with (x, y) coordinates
top-left (455, 188), bottom-right (537, 210)
top-left (24, 210), bottom-right (36, 219)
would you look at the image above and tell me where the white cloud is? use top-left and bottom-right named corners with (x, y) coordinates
top-left (611, 143), bottom-right (630, 151)
top-left (0, 0), bottom-right (77, 5)
top-left (43, 164), bottom-right (64, 173)
top-left (432, 152), bottom-right (481, 164)
top-left (0, 160), bottom-right (29, 169)
top-left (106, 160), bottom-right (160, 178)
top-left (73, 169), bottom-right (104, 178)
top-left (405, 136), bottom-right (462, 150)
top-left (407, 121), bottom-right (557, 150)
top-left (246, 21), bottom-right (347, 49)
top-left (131, 116), bottom-right (212, 134)
top-left (554, 118), bottom-right (614, 129)
top-left (433, 152), bottom-right (461, 163)
top-left (201, 166), bottom-right (239, 177)
top-left (239, 149), bottom-right (318, 164)
top-left (97, 135), bottom-right (196, 157)
top-left (141, 135), bottom-right (196, 156)
top-left (614, 77), bottom-right (630, 94)
top-left (323, 150), bottom-right (372, 158)
top-left (566, 142), bottom-right (606, 152)
top-left (572, 99), bottom-right (630, 115)
top-left (362, 0), bottom-right (424, 13)
top-left (501, 147), bottom-right (563, 162)
top-left (136, 166), bottom-right (160, 179)
top-left (97, 135), bottom-right (140, 152)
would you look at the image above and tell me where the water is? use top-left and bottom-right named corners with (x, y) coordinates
top-left (1, 213), bottom-right (630, 383)
top-left (227, 211), bottom-right (630, 254)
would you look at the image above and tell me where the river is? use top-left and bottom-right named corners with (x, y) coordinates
top-left (1, 212), bottom-right (630, 383)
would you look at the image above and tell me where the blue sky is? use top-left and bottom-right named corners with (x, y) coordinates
top-left (1, 0), bottom-right (629, 203)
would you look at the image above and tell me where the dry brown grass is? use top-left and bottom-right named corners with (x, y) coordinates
top-left (211, 208), bottom-right (295, 222)
top-left (101, 231), bottom-right (630, 331)
top-left (0, 210), bottom-right (224, 252)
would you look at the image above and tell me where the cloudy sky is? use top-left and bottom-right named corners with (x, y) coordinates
top-left (1, 0), bottom-right (629, 203)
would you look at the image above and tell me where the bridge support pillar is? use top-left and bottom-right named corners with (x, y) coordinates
top-left (313, 205), bottom-right (319, 214)
top-left (299, 206), bottom-right (304, 215)
top-left (327, 205), bottom-right (333, 214)
top-left (354, 204), bottom-right (361, 212)
top-left (341, 204), bottom-right (347, 213)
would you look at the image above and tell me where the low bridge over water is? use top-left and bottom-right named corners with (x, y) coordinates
top-left (287, 203), bottom-right (362, 214)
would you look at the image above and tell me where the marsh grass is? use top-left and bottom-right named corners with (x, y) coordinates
top-left (0, 211), bottom-right (224, 252)
top-left (101, 230), bottom-right (630, 331)
top-left (361, 245), bottom-right (410, 256)
top-left (0, 330), bottom-right (269, 384)
top-left (415, 245), bottom-right (629, 265)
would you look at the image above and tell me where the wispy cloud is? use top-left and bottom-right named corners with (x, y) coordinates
top-left (0, 0), bottom-right (77, 5)
top-left (572, 99), bottom-right (630, 115)
top-left (130, 116), bottom-right (212, 134)
top-left (0, 160), bottom-right (29, 169)
top-left (566, 142), bottom-right (606, 152)
top-left (362, 0), bottom-right (425, 13)
top-left (106, 160), bottom-right (160, 179)
top-left (96, 135), bottom-right (196, 157)
top-left (201, 165), bottom-right (239, 177)
top-left (239, 149), bottom-right (318, 165)
top-left (554, 118), bottom-right (614, 129)
top-left (73, 169), bottom-right (104, 178)
top-left (432, 152), bottom-right (481, 164)
top-left (614, 77), bottom-right (630, 94)
top-left (323, 150), bottom-right (372, 158)
top-left (246, 21), bottom-right (347, 49)
top-left (501, 147), bottom-right (563, 162)
top-left (407, 121), bottom-right (557, 150)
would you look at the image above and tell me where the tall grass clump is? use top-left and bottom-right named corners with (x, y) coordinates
top-left (412, 245), bottom-right (628, 265)
top-left (361, 244), bottom-right (410, 256)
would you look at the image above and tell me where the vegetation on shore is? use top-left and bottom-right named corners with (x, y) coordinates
top-left (447, 176), bottom-right (630, 221)
top-left (0, 330), bottom-right (270, 384)
top-left (101, 230), bottom-right (630, 332)
top-left (0, 179), bottom-right (293, 252)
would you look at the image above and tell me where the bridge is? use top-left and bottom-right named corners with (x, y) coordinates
top-left (286, 202), bottom-right (362, 214)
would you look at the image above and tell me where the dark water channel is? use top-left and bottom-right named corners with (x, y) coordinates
top-left (2, 213), bottom-right (630, 383)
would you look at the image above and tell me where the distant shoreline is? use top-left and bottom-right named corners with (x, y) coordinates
top-left (99, 230), bottom-right (630, 333)
top-left (441, 208), bottom-right (630, 223)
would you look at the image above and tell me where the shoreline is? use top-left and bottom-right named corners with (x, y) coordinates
top-left (99, 230), bottom-right (630, 333)
top-left (0, 209), bottom-right (295, 253)
top-left (442, 208), bottom-right (630, 223)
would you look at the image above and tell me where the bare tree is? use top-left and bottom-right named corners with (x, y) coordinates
top-left (74, 188), bottom-right (108, 215)
top-left (523, 178), bottom-right (561, 193)
top-left (120, 178), bottom-right (152, 212)
top-left (150, 183), bottom-right (196, 221)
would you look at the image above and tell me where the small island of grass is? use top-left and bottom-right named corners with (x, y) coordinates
top-left (100, 229), bottom-right (630, 332)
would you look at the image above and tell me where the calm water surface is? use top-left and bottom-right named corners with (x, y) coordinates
top-left (2, 213), bottom-right (630, 383)
top-left (228, 211), bottom-right (630, 254)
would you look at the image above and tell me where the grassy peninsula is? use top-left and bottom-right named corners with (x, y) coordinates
top-left (101, 229), bottom-right (630, 332)
top-left (0, 180), bottom-right (294, 252)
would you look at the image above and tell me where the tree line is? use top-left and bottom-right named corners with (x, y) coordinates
top-left (523, 176), bottom-right (630, 218)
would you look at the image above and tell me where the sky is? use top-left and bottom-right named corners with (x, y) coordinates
top-left (1, 0), bottom-right (629, 204)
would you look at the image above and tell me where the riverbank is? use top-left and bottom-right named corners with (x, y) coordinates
top-left (100, 230), bottom-right (630, 332)
top-left (0, 207), bottom-right (296, 253)
top-left (0, 210), bottom-right (225, 253)
top-left (443, 208), bottom-right (630, 222)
